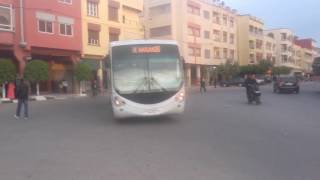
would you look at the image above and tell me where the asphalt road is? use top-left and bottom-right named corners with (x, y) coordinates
top-left (1, 82), bottom-right (320, 180)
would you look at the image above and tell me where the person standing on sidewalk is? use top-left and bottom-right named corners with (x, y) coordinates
top-left (14, 79), bottom-right (29, 120)
top-left (62, 80), bottom-right (68, 94)
top-left (91, 79), bottom-right (98, 97)
top-left (200, 78), bottom-right (206, 95)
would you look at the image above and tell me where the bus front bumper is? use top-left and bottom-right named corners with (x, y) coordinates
top-left (112, 101), bottom-right (185, 119)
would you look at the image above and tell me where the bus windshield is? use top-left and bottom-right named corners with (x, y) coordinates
top-left (112, 44), bottom-right (183, 95)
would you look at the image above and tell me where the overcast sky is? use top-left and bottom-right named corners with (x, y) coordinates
top-left (223, 0), bottom-right (320, 46)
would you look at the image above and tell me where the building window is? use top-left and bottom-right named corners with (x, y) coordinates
top-left (249, 25), bottom-right (254, 33)
top-left (249, 54), bottom-right (255, 63)
top-left (256, 53), bottom-right (263, 61)
top-left (58, 0), bottom-right (72, 4)
top-left (223, 31), bottom-right (228, 43)
top-left (256, 39), bottom-right (263, 49)
top-left (189, 47), bottom-right (201, 57)
top-left (281, 33), bottom-right (287, 41)
top-left (230, 49), bottom-right (235, 59)
top-left (109, 33), bottom-right (119, 42)
top-left (203, 10), bottom-right (210, 19)
top-left (204, 30), bottom-right (210, 39)
top-left (249, 40), bottom-right (255, 49)
top-left (88, 30), bottom-right (100, 46)
top-left (149, 4), bottom-right (171, 17)
top-left (108, 6), bottom-right (119, 21)
top-left (212, 11), bottom-right (220, 24)
top-left (0, 4), bottom-right (13, 31)
top-left (281, 44), bottom-right (288, 52)
top-left (281, 55), bottom-right (288, 63)
top-left (87, 1), bottom-right (99, 17)
top-left (223, 48), bottom-right (228, 59)
top-left (229, 17), bottom-right (234, 28)
top-left (188, 27), bottom-right (200, 37)
top-left (222, 14), bottom-right (228, 26)
top-left (213, 29), bottom-right (220, 42)
top-left (214, 47), bottom-right (220, 59)
top-left (150, 26), bottom-right (171, 37)
top-left (38, 20), bottom-right (53, 34)
top-left (230, 33), bottom-right (234, 44)
top-left (187, 5), bottom-right (200, 16)
top-left (59, 23), bottom-right (73, 36)
top-left (204, 49), bottom-right (211, 59)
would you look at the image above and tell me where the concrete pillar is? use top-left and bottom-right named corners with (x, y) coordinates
top-left (185, 65), bottom-right (191, 87)
top-left (97, 60), bottom-right (104, 94)
top-left (196, 65), bottom-right (201, 82)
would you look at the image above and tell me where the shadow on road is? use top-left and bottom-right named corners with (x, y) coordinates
top-left (115, 115), bottom-right (180, 126)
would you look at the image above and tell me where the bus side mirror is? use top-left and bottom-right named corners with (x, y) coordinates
top-left (105, 55), bottom-right (110, 68)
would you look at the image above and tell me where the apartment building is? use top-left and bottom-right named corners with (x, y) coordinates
top-left (265, 29), bottom-right (303, 73)
top-left (81, 0), bottom-right (144, 85)
top-left (0, 0), bottom-right (83, 93)
top-left (144, 0), bottom-right (238, 85)
top-left (263, 32), bottom-right (277, 63)
top-left (237, 15), bottom-right (264, 65)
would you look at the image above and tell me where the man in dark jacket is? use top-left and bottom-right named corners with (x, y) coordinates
top-left (14, 79), bottom-right (29, 120)
top-left (244, 74), bottom-right (258, 103)
top-left (200, 78), bottom-right (206, 95)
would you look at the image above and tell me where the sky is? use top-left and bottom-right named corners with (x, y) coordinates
top-left (223, 0), bottom-right (320, 46)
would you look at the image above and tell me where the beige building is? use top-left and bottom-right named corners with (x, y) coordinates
top-left (81, 0), bottom-right (144, 84)
top-left (237, 15), bottom-right (264, 65)
top-left (144, 0), bottom-right (238, 85)
top-left (263, 32), bottom-right (277, 63)
top-left (265, 29), bottom-right (302, 72)
top-left (300, 47), bottom-right (313, 73)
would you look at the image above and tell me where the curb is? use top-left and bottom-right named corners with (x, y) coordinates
top-left (0, 94), bottom-right (89, 104)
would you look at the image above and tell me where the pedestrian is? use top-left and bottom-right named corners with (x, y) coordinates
top-left (14, 79), bottom-right (29, 120)
top-left (200, 78), bottom-right (206, 95)
top-left (92, 79), bottom-right (98, 97)
top-left (62, 80), bottom-right (68, 94)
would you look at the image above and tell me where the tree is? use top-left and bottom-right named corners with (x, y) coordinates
top-left (272, 66), bottom-right (291, 76)
top-left (0, 59), bottom-right (16, 98)
top-left (258, 59), bottom-right (274, 74)
top-left (240, 65), bottom-right (264, 75)
top-left (217, 62), bottom-right (240, 80)
top-left (74, 63), bottom-right (92, 95)
top-left (24, 60), bottom-right (49, 96)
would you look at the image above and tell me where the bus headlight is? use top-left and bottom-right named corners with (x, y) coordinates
top-left (113, 96), bottom-right (126, 107)
top-left (175, 92), bottom-right (185, 102)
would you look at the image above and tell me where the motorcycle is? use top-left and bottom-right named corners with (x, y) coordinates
top-left (247, 84), bottom-right (261, 105)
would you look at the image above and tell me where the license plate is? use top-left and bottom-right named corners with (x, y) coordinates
top-left (144, 109), bottom-right (160, 114)
top-left (286, 83), bottom-right (293, 86)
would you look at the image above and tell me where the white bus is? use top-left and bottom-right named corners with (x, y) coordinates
top-left (109, 40), bottom-right (185, 118)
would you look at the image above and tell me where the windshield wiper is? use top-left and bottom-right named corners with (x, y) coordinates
top-left (133, 77), bottom-right (149, 94)
top-left (150, 77), bottom-right (168, 93)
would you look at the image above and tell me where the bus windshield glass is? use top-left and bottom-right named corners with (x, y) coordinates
top-left (112, 44), bottom-right (183, 94)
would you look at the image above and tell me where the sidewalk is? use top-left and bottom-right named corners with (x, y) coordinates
top-left (0, 92), bottom-right (109, 104)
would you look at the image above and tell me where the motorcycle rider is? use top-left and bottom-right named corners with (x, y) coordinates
top-left (244, 73), bottom-right (259, 104)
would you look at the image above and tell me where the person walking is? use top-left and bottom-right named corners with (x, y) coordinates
top-left (200, 78), bottom-right (206, 95)
top-left (14, 79), bottom-right (29, 120)
top-left (91, 79), bottom-right (98, 97)
top-left (214, 76), bottom-right (217, 88)
top-left (62, 80), bottom-right (68, 94)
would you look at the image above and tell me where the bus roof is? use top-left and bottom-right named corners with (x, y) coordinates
top-left (110, 39), bottom-right (178, 47)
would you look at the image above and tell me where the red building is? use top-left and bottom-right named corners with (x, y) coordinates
top-left (0, 0), bottom-right (82, 93)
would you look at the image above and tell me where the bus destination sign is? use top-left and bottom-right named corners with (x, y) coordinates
top-left (131, 46), bottom-right (161, 54)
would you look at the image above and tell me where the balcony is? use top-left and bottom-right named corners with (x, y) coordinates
top-left (122, 0), bottom-right (143, 11)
